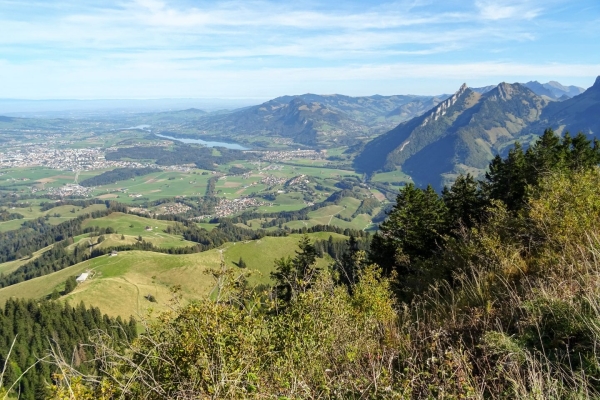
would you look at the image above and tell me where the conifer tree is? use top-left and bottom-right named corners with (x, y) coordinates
top-left (483, 142), bottom-right (527, 211)
top-left (442, 173), bottom-right (484, 229)
top-left (63, 276), bottom-right (77, 295)
top-left (370, 184), bottom-right (447, 277)
top-left (334, 235), bottom-right (365, 290)
top-left (271, 235), bottom-right (319, 303)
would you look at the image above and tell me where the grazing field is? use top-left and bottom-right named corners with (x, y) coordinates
top-left (0, 244), bottom-right (54, 275)
top-left (0, 233), bottom-right (342, 318)
top-left (370, 169), bottom-right (413, 183)
top-left (90, 169), bottom-right (212, 203)
top-left (0, 167), bottom-right (109, 190)
top-left (81, 212), bottom-right (197, 248)
top-left (0, 203), bottom-right (108, 232)
top-left (0, 218), bottom-right (28, 232)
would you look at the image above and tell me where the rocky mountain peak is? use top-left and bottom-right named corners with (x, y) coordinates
top-left (419, 83), bottom-right (468, 126)
top-left (593, 76), bottom-right (600, 88)
top-left (497, 82), bottom-right (513, 100)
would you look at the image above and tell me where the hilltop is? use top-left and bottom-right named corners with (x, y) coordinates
top-left (0, 232), bottom-right (343, 318)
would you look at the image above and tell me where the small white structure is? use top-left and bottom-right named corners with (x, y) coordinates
top-left (76, 272), bottom-right (89, 283)
top-left (110, 250), bottom-right (118, 257)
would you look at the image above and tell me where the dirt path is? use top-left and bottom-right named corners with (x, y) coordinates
top-left (121, 276), bottom-right (141, 314)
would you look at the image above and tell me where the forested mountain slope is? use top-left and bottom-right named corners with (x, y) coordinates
top-left (355, 82), bottom-right (549, 188)
top-left (534, 76), bottom-right (600, 136)
top-left (190, 93), bottom-right (446, 146)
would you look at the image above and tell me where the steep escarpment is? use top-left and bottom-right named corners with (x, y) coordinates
top-left (355, 82), bottom-right (550, 188)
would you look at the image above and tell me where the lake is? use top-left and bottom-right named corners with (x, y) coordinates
top-left (155, 133), bottom-right (248, 150)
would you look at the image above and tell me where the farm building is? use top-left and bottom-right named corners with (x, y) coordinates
top-left (76, 272), bottom-right (89, 283)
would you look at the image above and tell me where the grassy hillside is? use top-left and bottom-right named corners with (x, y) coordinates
top-left (81, 212), bottom-right (197, 248)
top-left (0, 244), bottom-right (54, 275)
top-left (0, 233), bottom-right (343, 317)
top-left (0, 203), bottom-right (108, 232)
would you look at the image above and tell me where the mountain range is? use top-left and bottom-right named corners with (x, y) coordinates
top-left (185, 94), bottom-right (448, 146)
top-left (472, 80), bottom-right (584, 100)
top-left (354, 77), bottom-right (600, 189)
top-left (174, 80), bottom-right (583, 148)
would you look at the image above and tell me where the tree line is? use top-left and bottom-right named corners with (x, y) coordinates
top-left (105, 142), bottom-right (258, 171)
top-left (0, 298), bottom-right (136, 400)
top-left (0, 201), bottom-right (129, 263)
top-left (79, 167), bottom-right (157, 187)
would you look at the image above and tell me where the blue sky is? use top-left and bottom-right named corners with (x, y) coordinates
top-left (1, 0), bottom-right (599, 99)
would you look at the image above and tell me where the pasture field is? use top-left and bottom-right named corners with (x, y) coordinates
top-left (0, 218), bottom-right (28, 232)
top-left (0, 244), bottom-right (54, 275)
top-left (81, 212), bottom-right (197, 248)
top-left (370, 169), bottom-right (413, 183)
top-left (0, 167), bottom-right (108, 190)
top-left (0, 233), bottom-right (342, 318)
top-left (196, 222), bottom-right (218, 231)
top-left (0, 203), bottom-right (108, 232)
top-left (90, 169), bottom-right (212, 203)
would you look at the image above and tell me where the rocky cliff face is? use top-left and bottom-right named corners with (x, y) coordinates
top-left (419, 84), bottom-right (469, 127)
top-left (355, 82), bottom-right (551, 189)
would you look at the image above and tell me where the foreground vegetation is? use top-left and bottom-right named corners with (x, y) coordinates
top-left (42, 131), bottom-right (600, 398)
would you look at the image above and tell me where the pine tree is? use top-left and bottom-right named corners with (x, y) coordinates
top-left (271, 235), bottom-right (319, 304)
top-left (63, 276), bottom-right (77, 295)
top-left (567, 132), bottom-right (600, 170)
top-left (370, 184), bottom-right (447, 276)
top-left (483, 142), bottom-right (527, 211)
top-left (526, 128), bottom-right (565, 181)
top-left (442, 174), bottom-right (484, 229)
top-left (335, 235), bottom-right (365, 289)
top-left (237, 257), bottom-right (247, 268)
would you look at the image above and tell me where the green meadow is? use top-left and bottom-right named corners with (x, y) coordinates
top-left (81, 212), bottom-right (197, 249)
top-left (0, 233), bottom-right (343, 318)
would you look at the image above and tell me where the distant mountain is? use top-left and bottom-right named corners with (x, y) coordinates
top-left (543, 81), bottom-right (586, 98)
top-left (188, 94), bottom-right (447, 146)
top-left (534, 76), bottom-right (600, 135)
top-left (355, 77), bottom-right (600, 189)
top-left (355, 82), bottom-right (550, 188)
top-left (470, 85), bottom-right (496, 94)
top-left (472, 81), bottom-right (585, 100)
top-left (0, 98), bottom-right (260, 117)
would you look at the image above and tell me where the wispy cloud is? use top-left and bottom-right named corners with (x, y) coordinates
top-left (0, 0), bottom-right (596, 98)
top-left (475, 0), bottom-right (542, 20)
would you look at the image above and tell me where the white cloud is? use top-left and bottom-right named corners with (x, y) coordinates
top-left (0, 0), bottom-right (594, 99)
top-left (475, 0), bottom-right (541, 20)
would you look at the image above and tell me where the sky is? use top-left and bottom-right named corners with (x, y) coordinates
top-left (1, 0), bottom-right (599, 99)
